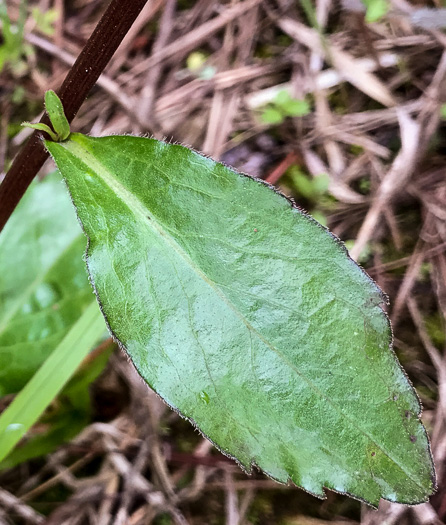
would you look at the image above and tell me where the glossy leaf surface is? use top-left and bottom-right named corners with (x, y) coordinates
top-left (0, 173), bottom-right (99, 395)
top-left (46, 133), bottom-right (435, 506)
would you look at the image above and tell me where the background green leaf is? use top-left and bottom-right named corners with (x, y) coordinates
top-left (0, 340), bottom-right (111, 470)
top-left (0, 301), bottom-right (106, 463)
top-left (0, 173), bottom-right (99, 395)
top-left (46, 133), bottom-right (435, 507)
top-left (0, 173), bottom-right (109, 466)
top-left (260, 107), bottom-right (283, 124)
top-left (362, 0), bottom-right (390, 22)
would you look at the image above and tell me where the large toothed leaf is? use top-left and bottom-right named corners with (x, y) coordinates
top-left (0, 173), bottom-right (102, 396)
top-left (45, 133), bottom-right (435, 507)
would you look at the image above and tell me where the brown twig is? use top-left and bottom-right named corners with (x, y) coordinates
top-left (0, 488), bottom-right (44, 524)
top-left (265, 151), bottom-right (300, 185)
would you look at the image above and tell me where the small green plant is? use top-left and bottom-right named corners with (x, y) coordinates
top-left (288, 166), bottom-right (330, 201)
top-left (260, 90), bottom-right (310, 124)
top-left (31, 6), bottom-right (59, 36)
top-left (361, 0), bottom-right (390, 23)
top-left (286, 167), bottom-right (331, 226)
top-left (344, 240), bottom-right (372, 265)
top-left (0, 0), bottom-right (33, 74)
top-left (0, 0), bottom-right (436, 508)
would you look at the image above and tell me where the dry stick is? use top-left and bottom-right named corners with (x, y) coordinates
top-left (265, 152), bottom-right (300, 185)
top-left (107, 0), bottom-right (166, 76)
top-left (350, 109), bottom-right (420, 262)
top-left (0, 0), bottom-right (150, 233)
top-left (224, 470), bottom-right (240, 525)
top-left (139, 0), bottom-right (177, 129)
top-left (0, 488), bottom-right (44, 524)
top-left (25, 32), bottom-right (140, 124)
top-left (52, 0), bottom-right (65, 78)
top-left (20, 453), bottom-right (96, 502)
top-left (122, 0), bottom-right (264, 79)
top-left (407, 294), bottom-right (446, 425)
top-left (391, 234), bottom-right (427, 326)
top-left (366, 241), bottom-right (446, 274)
top-left (351, 50), bottom-right (446, 261)
top-left (276, 17), bottom-right (395, 107)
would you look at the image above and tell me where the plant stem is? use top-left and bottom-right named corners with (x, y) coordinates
top-left (0, 0), bottom-right (149, 233)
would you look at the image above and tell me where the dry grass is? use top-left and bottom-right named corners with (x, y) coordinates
top-left (1, 0), bottom-right (446, 523)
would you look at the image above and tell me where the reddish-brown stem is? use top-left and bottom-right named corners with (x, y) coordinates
top-left (0, 0), bottom-right (149, 233)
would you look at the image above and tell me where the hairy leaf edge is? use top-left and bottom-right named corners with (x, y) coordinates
top-left (44, 134), bottom-right (437, 507)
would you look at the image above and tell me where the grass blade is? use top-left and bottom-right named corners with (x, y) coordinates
top-left (0, 301), bottom-right (104, 462)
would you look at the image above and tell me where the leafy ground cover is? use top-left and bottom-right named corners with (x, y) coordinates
top-left (1, 0), bottom-right (446, 524)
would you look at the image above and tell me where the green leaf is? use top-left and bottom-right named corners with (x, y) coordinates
top-left (45, 133), bottom-right (435, 506)
top-left (283, 99), bottom-right (310, 117)
top-left (21, 121), bottom-right (59, 141)
top-left (45, 90), bottom-right (70, 141)
top-left (0, 0), bottom-right (24, 72)
top-left (362, 0), bottom-right (389, 22)
top-left (31, 7), bottom-right (59, 36)
top-left (274, 91), bottom-right (310, 117)
top-left (274, 89), bottom-right (292, 106)
top-left (0, 173), bottom-right (100, 395)
top-left (289, 167), bottom-right (316, 199)
top-left (312, 173), bottom-right (330, 195)
top-left (0, 301), bottom-right (105, 464)
top-left (260, 107), bottom-right (284, 124)
top-left (23, 91), bottom-right (71, 141)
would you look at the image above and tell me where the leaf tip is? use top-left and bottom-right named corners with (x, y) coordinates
top-left (44, 90), bottom-right (71, 141)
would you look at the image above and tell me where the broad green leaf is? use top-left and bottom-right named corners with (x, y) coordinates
top-left (0, 173), bottom-right (101, 395)
top-left (45, 133), bottom-right (435, 507)
top-left (0, 301), bottom-right (105, 463)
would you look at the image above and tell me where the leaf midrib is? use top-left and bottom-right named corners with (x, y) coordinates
top-left (58, 135), bottom-right (424, 489)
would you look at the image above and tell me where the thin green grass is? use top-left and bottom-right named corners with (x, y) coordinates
top-left (0, 301), bottom-right (104, 462)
